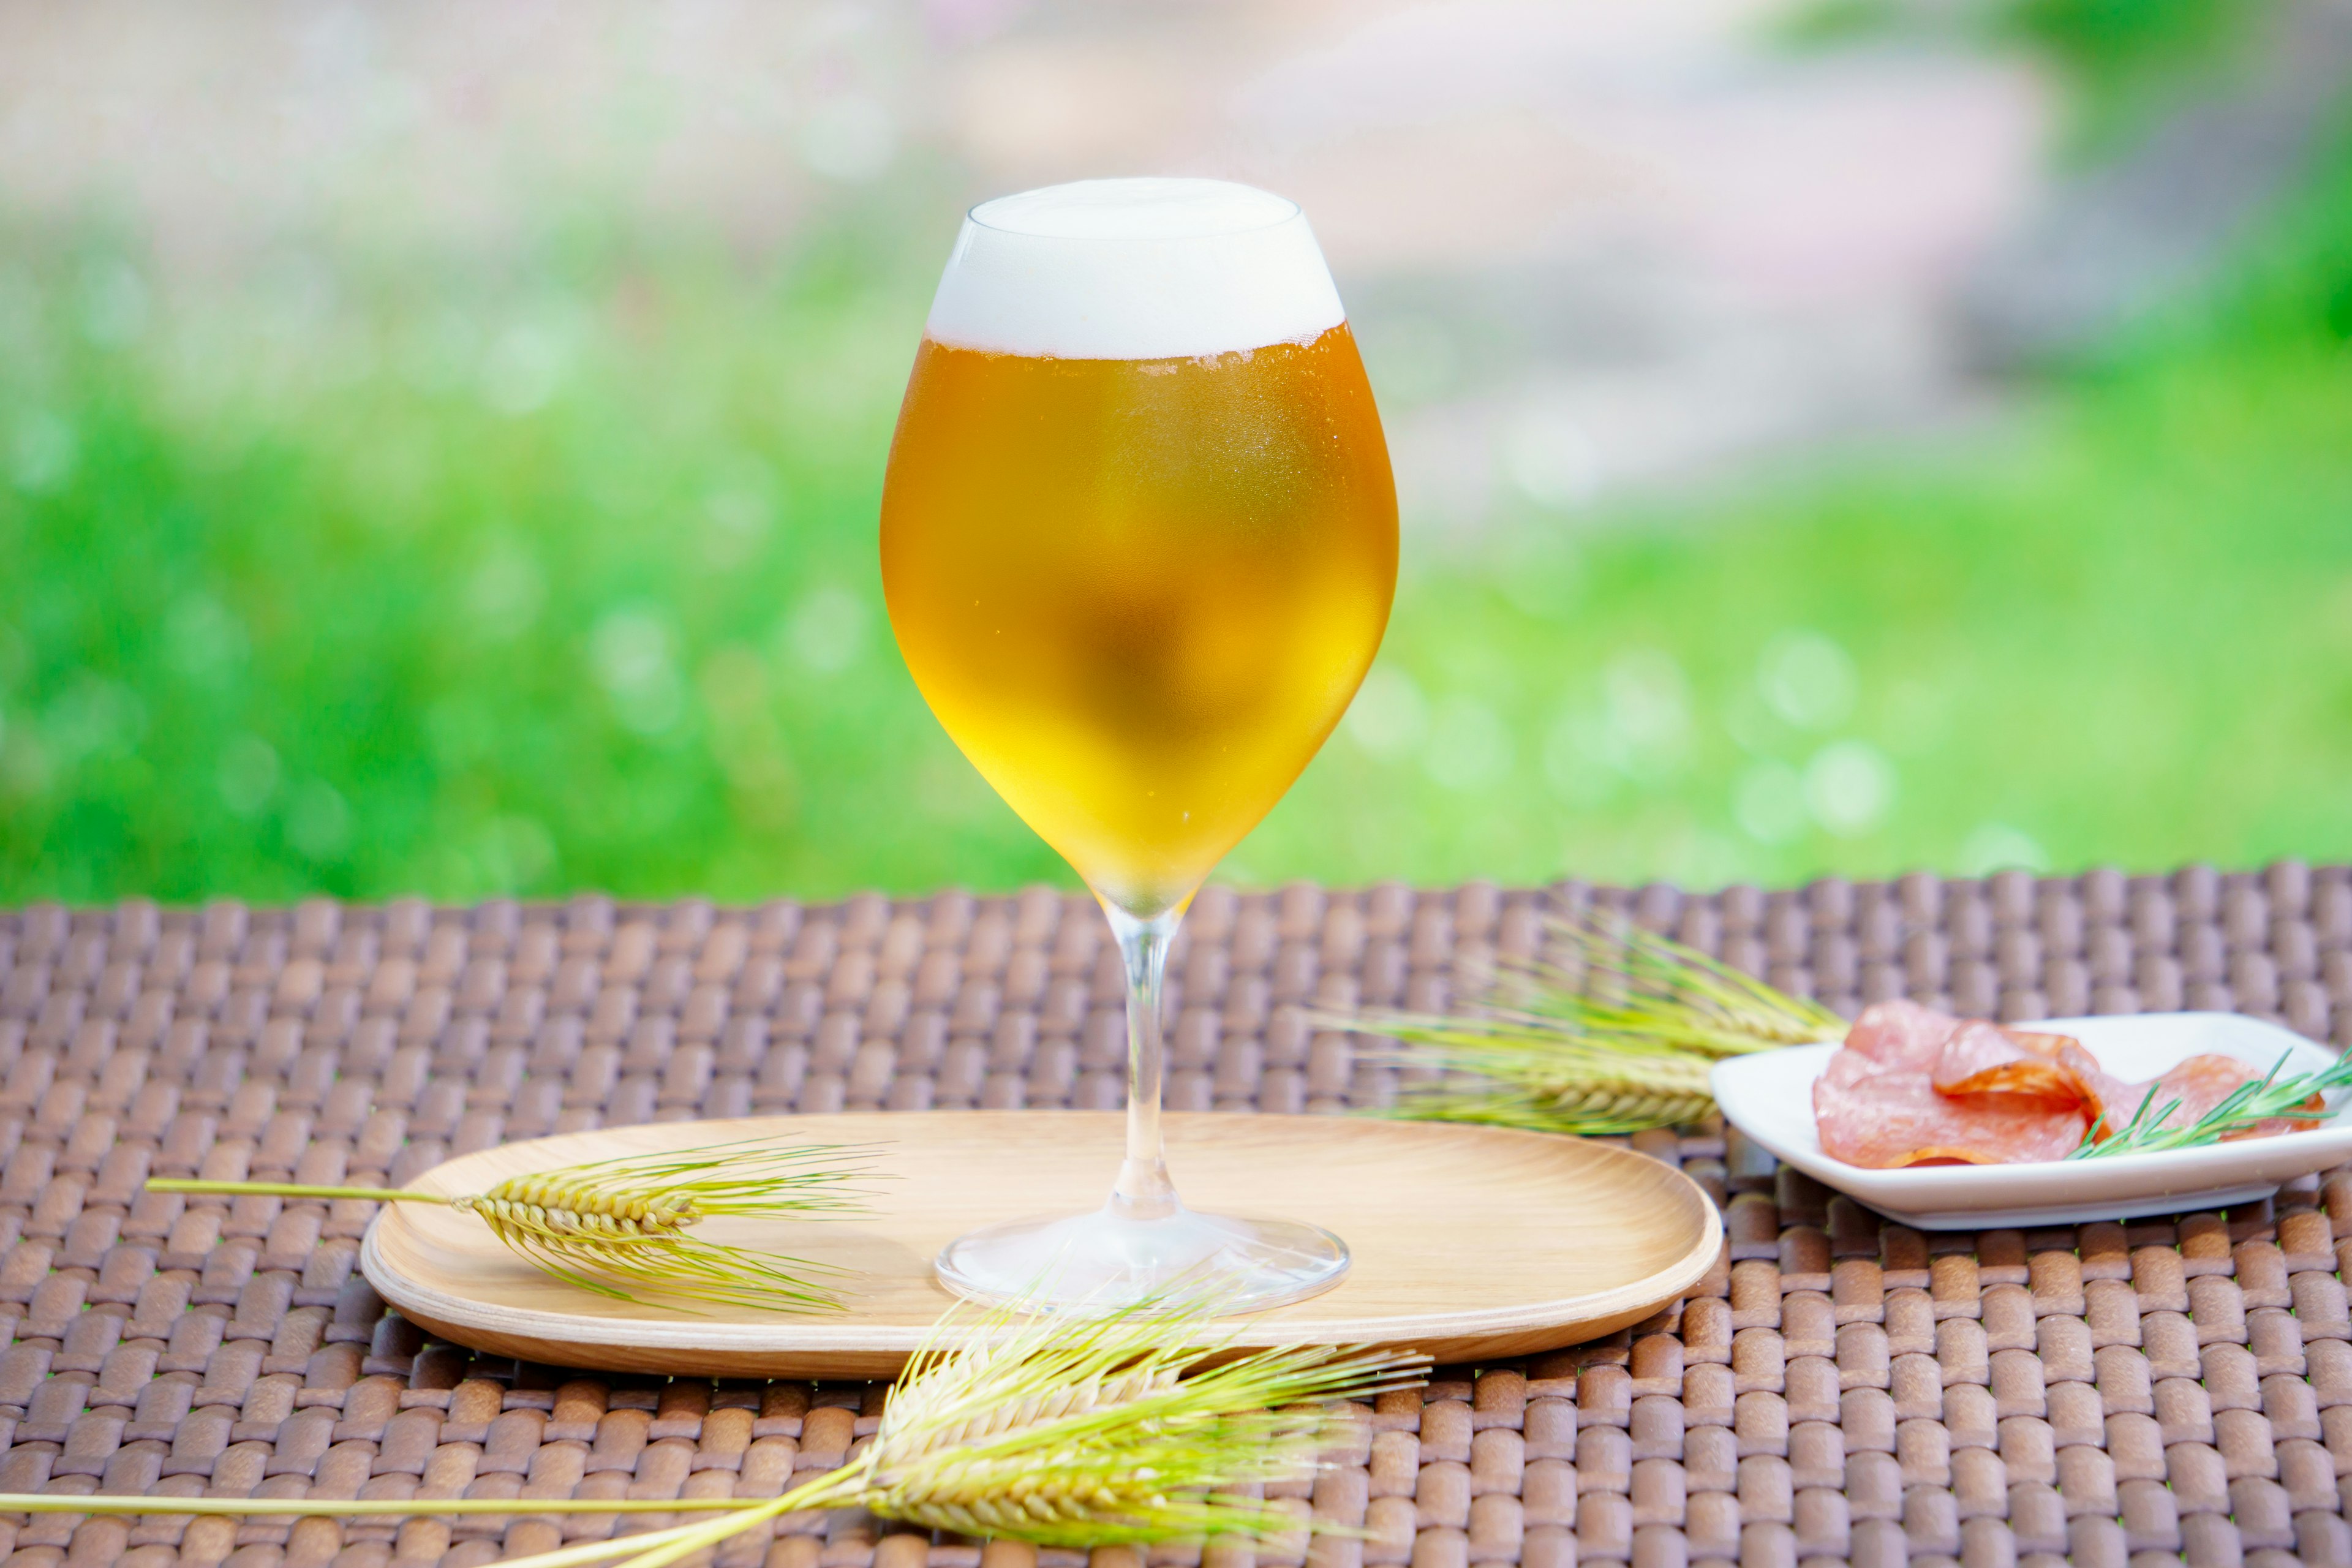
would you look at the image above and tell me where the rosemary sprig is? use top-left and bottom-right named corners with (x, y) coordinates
top-left (148, 1137), bottom-right (876, 1312)
top-left (2069, 1050), bottom-right (2352, 1158)
top-left (1332, 914), bottom-right (1844, 1136)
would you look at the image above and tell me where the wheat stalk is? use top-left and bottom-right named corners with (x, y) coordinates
top-left (0, 1294), bottom-right (1423, 1568)
top-left (148, 1137), bottom-right (876, 1312)
top-left (1330, 913), bottom-right (1843, 1136)
top-left (0, 1493), bottom-right (777, 1568)
top-left (1377, 1071), bottom-right (1718, 1136)
top-left (500, 1294), bottom-right (1429, 1568)
top-left (1506, 915), bottom-right (1844, 1055)
top-left (856, 1294), bottom-right (1422, 1544)
top-left (0, 1498), bottom-right (765, 1517)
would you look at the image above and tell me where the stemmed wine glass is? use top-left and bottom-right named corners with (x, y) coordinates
top-left (879, 178), bottom-right (1398, 1313)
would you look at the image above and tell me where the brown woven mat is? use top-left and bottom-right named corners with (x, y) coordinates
top-left (0, 865), bottom-right (2348, 1568)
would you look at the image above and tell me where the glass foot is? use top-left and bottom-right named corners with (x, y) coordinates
top-left (934, 1202), bottom-right (1350, 1315)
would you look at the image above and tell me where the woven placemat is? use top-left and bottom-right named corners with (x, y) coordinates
top-left (0, 864), bottom-right (2348, 1568)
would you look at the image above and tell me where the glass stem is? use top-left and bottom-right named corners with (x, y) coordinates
top-left (1105, 903), bottom-right (1183, 1221)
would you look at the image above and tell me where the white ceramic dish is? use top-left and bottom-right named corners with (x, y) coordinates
top-left (1711, 1012), bottom-right (2352, 1229)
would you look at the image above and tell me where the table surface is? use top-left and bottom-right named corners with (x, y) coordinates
top-left (0, 862), bottom-right (2346, 1568)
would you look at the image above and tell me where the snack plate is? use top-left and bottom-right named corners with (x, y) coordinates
top-left (363, 1110), bottom-right (1722, 1376)
top-left (1713, 1012), bottom-right (2352, 1229)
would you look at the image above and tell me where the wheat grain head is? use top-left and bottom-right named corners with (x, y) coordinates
top-left (151, 1136), bottom-right (879, 1313)
top-left (858, 1296), bottom-right (1422, 1545)
top-left (1327, 911), bottom-right (1845, 1135)
top-left (458, 1138), bottom-right (876, 1312)
top-left (533, 1294), bottom-right (1429, 1568)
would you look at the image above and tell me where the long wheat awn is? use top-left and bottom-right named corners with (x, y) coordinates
top-left (499, 1292), bottom-right (1429, 1568)
top-left (148, 1136), bottom-right (877, 1311)
top-left (1333, 913), bottom-right (1844, 1135)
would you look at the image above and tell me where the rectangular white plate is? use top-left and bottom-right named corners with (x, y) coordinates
top-left (1710, 1012), bottom-right (2352, 1229)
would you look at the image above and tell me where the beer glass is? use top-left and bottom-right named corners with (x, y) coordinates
top-left (881, 178), bottom-right (1398, 1313)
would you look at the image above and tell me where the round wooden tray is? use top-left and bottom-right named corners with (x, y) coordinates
top-left (362, 1111), bottom-right (1721, 1376)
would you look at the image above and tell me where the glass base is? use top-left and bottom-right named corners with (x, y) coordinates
top-left (933, 1202), bottom-right (1351, 1315)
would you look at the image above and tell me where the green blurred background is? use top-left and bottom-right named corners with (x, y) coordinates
top-left (2, 0), bottom-right (2348, 905)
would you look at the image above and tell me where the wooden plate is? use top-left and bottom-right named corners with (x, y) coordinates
top-left (363, 1111), bottom-right (1721, 1376)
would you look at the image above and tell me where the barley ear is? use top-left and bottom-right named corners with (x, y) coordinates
top-left (149, 1136), bottom-right (881, 1314)
top-left (1325, 910), bottom-right (1844, 1135)
top-left (571, 1292), bottom-right (1427, 1568)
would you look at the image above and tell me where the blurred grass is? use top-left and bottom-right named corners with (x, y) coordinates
top-left (1999, 0), bottom-right (2277, 146)
top-left (3, 116), bottom-right (2350, 906)
top-left (1776, 0), bottom-right (2276, 149)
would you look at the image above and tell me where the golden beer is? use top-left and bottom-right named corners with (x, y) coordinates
top-left (893, 177), bottom-right (1389, 1314)
top-left (881, 325), bottom-right (1397, 915)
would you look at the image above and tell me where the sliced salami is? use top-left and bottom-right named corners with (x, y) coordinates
top-left (1813, 1068), bottom-right (2091, 1168)
top-left (1843, 999), bottom-right (1964, 1073)
top-left (1813, 1000), bottom-right (2316, 1164)
top-left (1931, 1022), bottom-right (2105, 1108)
top-left (2095, 1053), bottom-right (2316, 1139)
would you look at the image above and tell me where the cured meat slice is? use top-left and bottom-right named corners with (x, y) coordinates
top-left (1818, 1004), bottom-right (2092, 1166)
top-left (1844, 1000), bottom-right (1964, 1073)
top-left (1822, 1046), bottom-right (1885, 1090)
top-left (2130, 1055), bottom-right (2258, 1127)
top-left (2006, 1029), bottom-right (2089, 1059)
top-left (2094, 1054), bottom-right (2316, 1139)
top-left (1932, 1022), bottom-right (2104, 1108)
top-left (1813, 1068), bottom-right (2090, 1168)
top-left (1911, 1023), bottom-right (2286, 1142)
top-left (2081, 1058), bottom-right (2211, 1134)
top-left (1815, 1002), bottom-right (2323, 1166)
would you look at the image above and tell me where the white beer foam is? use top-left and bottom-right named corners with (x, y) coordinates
top-left (925, 178), bottom-right (1346, 361)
